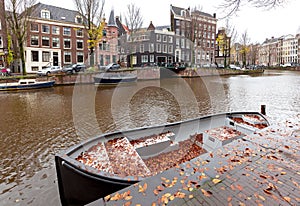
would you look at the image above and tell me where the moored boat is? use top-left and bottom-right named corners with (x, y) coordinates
top-left (94, 72), bottom-right (137, 85)
top-left (0, 79), bottom-right (55, 91)
top-left (55, 112), bottom-right (269, 206)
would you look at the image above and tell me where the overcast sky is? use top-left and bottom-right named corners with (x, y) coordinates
top-left (40, 0), bottom-right (300, 43)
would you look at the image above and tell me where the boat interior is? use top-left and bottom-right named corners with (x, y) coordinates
top-left (66, 112), bottom-right (269, 181)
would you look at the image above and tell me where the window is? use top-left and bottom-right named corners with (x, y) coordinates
top-left (42, 25), bottom-right (50, 33)
top-left (75, 16), bottom-right (83, 24)
top-left (63, 27), bottom-right (71, 36)
top-left (168, 36), bottom-right (173, 43)
top-left (156, 34), bottom-right (161, 42)
top-left (77, 52), bottom-right (84, 63)
top-left (163, 44), bottom-right (167, 53)
top-left (76, 29), bottom-right (83, 37)
top-left (64, 39), bottom-right (71, 49)
top-left (42, 36), bottom-right (50, 46)
top-left (168, 45), bottom-right (173, 53)
top-left (31, 23), bottom-right (39, 32)
top-left (175, 28), bottom-right (180, 35)
top-left (141, 55), bottom-right (148, 63)
top-left (176, 38), bottom-right (180, 48)
top-left (176, 20), bottom-right (180, 26)
top-left (64, 52), bottom-right (71, 63)
top-left (0, 36), bottom-right (2, 47)
top-left (31, 67), bottom-right (39, 71)
top-left (31, 51), bottom-right (39, 62)
top-left (41, 10), bottom-right (50, 19)
top-left (52, 37), bottom-right (59, 48)
top-left (31, 36), bottom-right (39, 46)
top-left (150, 55), bottom-right (154, 62)
top-left (42, 51), bottom-right (50, 62)
top-left (163, 35), bottom-right (167, 42)
top-left (77, 40), bottom-right (83, 49)
top-left (140, 44), bottom-right (144, 53)
top-left (156, 44), bottom-right (161, 52)
top-left (149, 43), bottom-right (154, 52)
top-left (52, 26), bottom-right (60, 35)
top-left (181, 39), bottom-right (185, 49)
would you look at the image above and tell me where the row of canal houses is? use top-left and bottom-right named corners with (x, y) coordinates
top-left (0, 2), bottom-right (299, 73)
top-left (0, 2), bottom-right (223, 73)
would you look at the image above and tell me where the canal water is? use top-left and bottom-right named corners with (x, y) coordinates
top-left (0, 70), bottom-right (299, 205)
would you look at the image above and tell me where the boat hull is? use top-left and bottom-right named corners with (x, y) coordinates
top-left (94, 73), bottom-right (137, 85)
top-left (0, 80), bottom-right (55, 91)
top-left (55, 112), bottom-right (269, 206)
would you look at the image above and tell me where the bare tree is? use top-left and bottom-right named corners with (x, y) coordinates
top-left (219, 0), bottom-right (288, 17)
top-left (5, 0), bottom-right (37, 75)
top-left (73, 0), bottom-right (105, 66)
top-left (240, 30), bottom-right (250, 67)
top-left (124, 3), bottom-right (143, 33)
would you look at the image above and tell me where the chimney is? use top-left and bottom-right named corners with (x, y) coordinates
top-left (213, 13), bottom-right (216, 18)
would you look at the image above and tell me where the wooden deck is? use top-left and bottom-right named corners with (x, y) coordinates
top-left (88, 119), bottom-right (300, 206)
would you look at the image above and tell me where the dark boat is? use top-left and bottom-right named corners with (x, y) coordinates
top-left (55, 112), bottom-right (269, 206)
top-left (0, 79), bottom-right (55, 91)
top-left (94, 72), bottom-right (137, 85)
top-left (163, 62), bottom-right (186, 73)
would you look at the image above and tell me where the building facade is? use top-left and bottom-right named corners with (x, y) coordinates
top-left (170, 5), bottom-right (217, 66)
top-left (0, 0), bottom-right (7, 67)
top-left (215, 28), bottom-right (231, 66)
top-left (25, 3), bottom-right (88, 73)
top-left (96, 9), bottom-right (119, 66)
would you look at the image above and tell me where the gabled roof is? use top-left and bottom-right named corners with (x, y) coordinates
top-left (108, 9), bottom-right (117, 27)
top-left (147, 21), bottom-right (155, 31)
top-left (192, 10), bottom-right (215, 18)
top-left (30, 3), bottom-right (80, 23)
top-left (170, 5), bottom-right (191, 18)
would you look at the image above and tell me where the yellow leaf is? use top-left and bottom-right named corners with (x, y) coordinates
top-left (212, 178), bottom-right (221, 184)
top-left (283, 196), bottom-right (291, 203)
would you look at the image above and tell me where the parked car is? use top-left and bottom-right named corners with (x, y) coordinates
top-left (105, 63), bottom-right (120, 71)
top-left (62, 64), bottom-right (86, 74)
top-left (281, 63), bottom-right (292, 68)
top-left (37, 66), bottom-right (62, 76)
top-left (229, 64), bottom-right (241, 70)
top-left (0, 67), bottom-right (11, 76)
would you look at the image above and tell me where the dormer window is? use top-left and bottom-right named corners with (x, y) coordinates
top-left (41, 9), bottom-right (50, 19)
top-left (181, 10), bottom-right (186, 17)
top-left (75, 16), bottom-right (83, 24)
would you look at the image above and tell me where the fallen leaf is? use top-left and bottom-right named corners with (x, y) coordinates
top-left (124, 196), bottom-right (133, 201)
top-left (258, 195), bottom-right (265, 201)
top-left (138, 183), bottom-right (147, 193)
top-left (212, 178), bottom-right (221, 184)
top-left (283, 196), bottom-right (291, 203)
top-left (104, 195), bottom-right (111, 201)
top-left (124, 201), bottom-right (132, 206)
top-left (201, 189), bottom-right (212, 197)
top-left (236, 184), bottom-right (243, 191)
top-left (227, 196), bottom-right (232, 202)
top-left (189, 194), bottom-right (194, 199)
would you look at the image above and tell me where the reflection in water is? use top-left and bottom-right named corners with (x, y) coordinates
top-left (0, 70), bottom-right (299, 205)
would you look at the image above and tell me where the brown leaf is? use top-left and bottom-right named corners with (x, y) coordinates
top-left (283, 196), bottom-right (291, 203)
top-left (236, 184), bottom-right (243, 191)
top-left (153, 189), bottom-right (159, 196)
top-left (124, 196), bottom-right (133, 201)
top-left (263, 189), bottom-right (272, 195)
top-left (209, 152), bottom-right (214, 158)
top-left (124, 201), bottom-right (132, 206)
top-left (201, 189), bottom-right (212, 197)
top-left (175, 191), bottom-right (186, 198)
top-left (230, 184), bottom-right (236, 191)
top-left (227, 196), bottom-right (232, 202)
top-left (138, 183), bottom-right (147, 193)
top-left (104, 195), bottom-right (111, 202)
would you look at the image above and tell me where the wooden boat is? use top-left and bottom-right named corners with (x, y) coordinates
top-left (94, 72), bottom-right (137, 85)
top-left (55, 112), bottom-right (269, 206)
top-left (0, 79), bottom-right (55, 91)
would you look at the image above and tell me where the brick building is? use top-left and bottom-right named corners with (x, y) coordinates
top-left (0, 0), bottom-right (7, 67)
top-left (25, 3), bottom-right (88, 73)
top-left (96, 9), bottom-right (119, 66)
top-left (170, 5), bottom-right (217, 66)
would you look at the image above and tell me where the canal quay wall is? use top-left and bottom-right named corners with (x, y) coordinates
top-left (39, 67), bottom-right (265, 85)
top-left (0, 67), bottom-right (268, 85)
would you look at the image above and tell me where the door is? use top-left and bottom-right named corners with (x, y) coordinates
top-left (53, 52), bottom-right (59, 66)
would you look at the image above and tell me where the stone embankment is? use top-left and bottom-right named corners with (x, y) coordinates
top-left (0, 67), bottom-right (265, 85)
